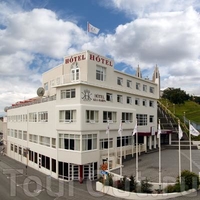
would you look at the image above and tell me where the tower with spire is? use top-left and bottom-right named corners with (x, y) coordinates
top-left (152, 65), bottom-right (160, 98)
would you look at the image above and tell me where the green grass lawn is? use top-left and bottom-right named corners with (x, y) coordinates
top-left (159, 99), bottom-right (200, 123)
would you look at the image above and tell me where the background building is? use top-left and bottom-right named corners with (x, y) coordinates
top-left (5, 50), bottom-right (162, 181)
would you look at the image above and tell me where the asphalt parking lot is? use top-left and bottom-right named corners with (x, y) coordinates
top-left (0, 146), bottom-right (200, 200)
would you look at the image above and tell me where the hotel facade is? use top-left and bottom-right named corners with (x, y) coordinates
top-left (5, 50), bottom-right (163, 181)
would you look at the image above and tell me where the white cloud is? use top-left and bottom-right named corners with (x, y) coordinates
top-left (1, 0), bottom-right (200, 116)
top-left (107, 0), bottom-right (200, 17)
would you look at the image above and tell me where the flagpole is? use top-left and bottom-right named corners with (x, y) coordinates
top-left (158, 119), bottom-right (161, 188)
top-left (107, 120), bottom-right (110, 172)
top-left (136, 128), bottom-right (138, 182)
top-left (120, 120), bottom-right (122, 176)
top-left (178, 120), bottom-right (181, 182)
top-left (189, 120), bottom-right (192, 172)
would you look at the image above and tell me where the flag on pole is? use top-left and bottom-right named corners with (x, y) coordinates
top-left (190, 124), bottom-right (200, 136)
top-left (118, 121), bottom-right (122, 136)
top-left (132, 119), bottom-right (137, 136)
top-left (151, 126), bottom-right (155, 136)
top-left (106, 121), bottom-right (110, 134)
top-left (178, 124), bottom-right (183, 140)
top-left (87, 22), bottom-right (100, 34)
top-left (157, 121), bottom-right (161, 139)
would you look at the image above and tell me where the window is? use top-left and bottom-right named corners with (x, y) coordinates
top-left (122, 112), bottom-right (133, 123)
top-left (103, 111), bottom-right (117, 123)
top-left (23, 131), bottom-right (27, 140)
top-left (127, 96), bottom-right (132, 104)
top-left (149, 115), bottom-right (154, 123)
top-left (50, 79), bottom-right (55, 87)
top-left (61, 89), bottom-right (76, 99)
top-left (82, 134), bottom-right (97, 151)
top-left (143, 85), bottom-right (147, 92)
top-left (59, 134), bottom-right (80, 151)
top-left (71, 62), bottom-right (79, 81)
top-left (106, 93), bottom-right (113, 102)
top-left (117, 77), bottom-right (123, 86)
top-left (18, 131), bottom-right (22, 139)
top-left (117, 95), bottom-right (123, 103)
top-left (117, 136), bottom-right (132, 147)
top-left (135, 98), bottom-right (140, 105)
top-left (96, 66), bottom-right (106, 81)
top-left (127, 80), bottom-right (132, 88)
top-left (39, 136), bottom-right (50, 147)
top-left (136, 83), bottom-right (140, 90)
top-left (23, 114), bottom-right (27, 122)
top-left (52, 138), bottom-right (56, 148)
top-left (11, 144), bottom-right (13, 151)
top-left (23, 148), bottom-right (27, 157)
top-left (100, 138), bottom-right (113, 150)
top-left (38, 111), bottom-right (48, 122)
top-left (149, 100), bottom-right (154, 107)
top-left (150, 86), bottom-right (154, 93)
top-left (44, 82), bottom-right (48, 90)
top-left (29, 112), bottom-right (37, 122)
top-left (14, 130), bottom-right (18, 138)
top-left (19, 147), bottom-right (22, 155)
top-left (86, 110), bottom-right (99, 123)
top-left (142, 99), bottom-right (147, 106)
top-left (59, 110), bottom-right (76, 122)
top-left (29, 134), bottom-right (38, 143)
top-left (52, 159), bottom-right (56, 173)
top-left (14, 145), bottom-right (18, 153)
top-left (136, 114), bottom-right (147, 126)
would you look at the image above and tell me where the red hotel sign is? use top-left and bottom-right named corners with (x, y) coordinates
top-left (65, 53), bottom-right (113, 67)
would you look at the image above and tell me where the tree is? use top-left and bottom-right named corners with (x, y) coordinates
top-left (162, 88), bottom-right (190, 104)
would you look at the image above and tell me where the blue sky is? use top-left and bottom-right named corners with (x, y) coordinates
top-left (1, 0), bottom-right (200, 115)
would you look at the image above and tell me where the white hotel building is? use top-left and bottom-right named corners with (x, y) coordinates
top-left (6, 50), bottom-right (164, 182)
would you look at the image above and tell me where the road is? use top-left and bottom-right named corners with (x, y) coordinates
top-left (0, 146), bottom-right (200, 199)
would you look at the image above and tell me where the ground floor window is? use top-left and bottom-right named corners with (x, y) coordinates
top-left (100, 138), bottom-right (113, 150)
top-left (117, 136), bottom-right (132, 147)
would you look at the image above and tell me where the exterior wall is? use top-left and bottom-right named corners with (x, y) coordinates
top-left (5, 50), bottom-right (160, 181)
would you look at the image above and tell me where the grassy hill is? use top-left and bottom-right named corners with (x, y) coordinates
top-left (159, 99), bottom-right (200, 123)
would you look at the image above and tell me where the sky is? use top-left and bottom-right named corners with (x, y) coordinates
top-left (0, 0), bottom-right (200, 116)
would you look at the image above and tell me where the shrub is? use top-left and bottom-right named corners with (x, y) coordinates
top-left (164, 184), bottom-right (175, 193)
top-left (140, 178), bottom-right (153, 193)
top-left (180, 170), bottom-right (200, 190)
top-left (129, 175), bottom-right (137, 192)
top-left (104, 173), bottom-right (113, 186)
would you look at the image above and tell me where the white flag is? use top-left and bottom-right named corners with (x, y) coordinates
top-left (132, 120), bottom-right (137, 136)
top-left (190, 124), bottom-right (200, 136)
top-left (178, 124), bottom-right (183, 140)
top-left (118, 121), bottom-right (122, 136)
top-left (157, 122), bottom-right (161, 139)
top-left (88, 22), bottom-right (100, 34)
top-left (151, 126), bottom-right (155, 136)
top-left (106, 121), bottom-right (110, 134)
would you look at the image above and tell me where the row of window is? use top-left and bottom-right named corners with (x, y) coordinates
top-left (60, 111), bottom-right (153, 125)
top-left (59, 88), bottom-right (155, 108)
top-left (59, 134), bottom-right (97, 151)
top-left (10, 145), bottom-right (56, 173)
top-left (117, 77), bottom-right (155, 93)
top-left (7, 111), bottom-right (48, 123)
top-left (8, 129), bottom-right (27, 140)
